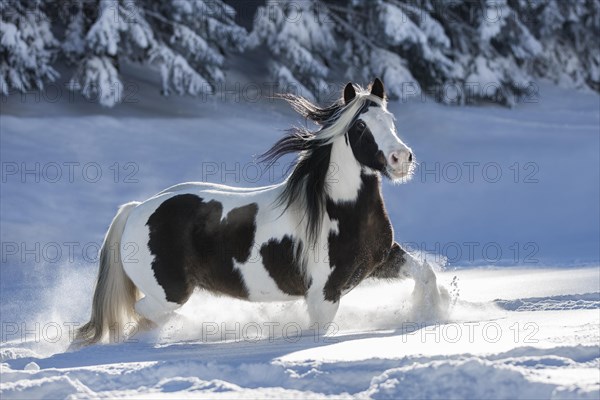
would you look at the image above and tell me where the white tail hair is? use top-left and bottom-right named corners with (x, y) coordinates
top-left (74, 201), bottom-right (148, 346)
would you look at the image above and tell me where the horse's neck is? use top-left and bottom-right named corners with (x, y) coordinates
top-left (326, 137), bottom-right (368, 203)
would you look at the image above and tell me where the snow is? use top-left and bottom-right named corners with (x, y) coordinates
top-left (478, 0), bottom-right (508, 42)
top-left (85, 0), bottom-right (122, 57)
top-left (367, 48), bottom-right (418, 100)
top-left (1, 267), bottom-right (598, 398)
top-left (72, 56), bottom-right (124, 107)
top-left (0, 76), bottom-right (599, 398)
top-left (380, 4), bottom-right (426, 48)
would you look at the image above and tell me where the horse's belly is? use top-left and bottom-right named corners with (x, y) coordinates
top-left (235, 254), bottom-right (305, 303)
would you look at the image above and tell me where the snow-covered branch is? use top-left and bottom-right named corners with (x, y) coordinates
top-left (1, 0), bottom-right (597, 106)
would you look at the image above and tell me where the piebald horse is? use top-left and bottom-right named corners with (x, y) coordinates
top-left (76, 79), bottom-right (444, 345)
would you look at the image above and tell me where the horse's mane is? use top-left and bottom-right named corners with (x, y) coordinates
top-left (260, 85), bottom-right (381, 245)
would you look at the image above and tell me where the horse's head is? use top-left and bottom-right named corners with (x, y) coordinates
top-left (344, 78), bottom-right (414, 182)
top-left (260, 79), bottom-right (415, 242)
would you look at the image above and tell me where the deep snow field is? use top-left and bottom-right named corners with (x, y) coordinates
top-left (1, 77), bottom-right (599, 399)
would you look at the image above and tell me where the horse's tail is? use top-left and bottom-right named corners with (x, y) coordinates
top-left (74, 201), bottom-right (142, 346)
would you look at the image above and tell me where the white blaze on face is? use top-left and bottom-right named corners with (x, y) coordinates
top-left (360, 105), bottom-right (414, 181)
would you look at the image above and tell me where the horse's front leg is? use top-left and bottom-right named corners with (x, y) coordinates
top-left (304, 262), bottom-right (341, 333)
top-left (371, 242), bottom-right (448, 318)
top-left (305, 289), bottom-right (340, 333)
top-left (370, 242), bottom-right (434, 282)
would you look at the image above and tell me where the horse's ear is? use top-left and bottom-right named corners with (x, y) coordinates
top-left (343, 82), bottom-right (356, 104)
top-left (370, 78), bottom-right (385, 99)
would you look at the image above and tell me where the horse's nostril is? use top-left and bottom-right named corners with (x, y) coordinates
top-left (391, 154), bottom-right (399, 164)
top-left (408, 152), bottom-right (413, 162)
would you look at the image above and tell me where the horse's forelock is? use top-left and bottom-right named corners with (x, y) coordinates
top-left (275, 93), bottom-right (343, 126)
top-left (277, 85), bottom-right (383, 127)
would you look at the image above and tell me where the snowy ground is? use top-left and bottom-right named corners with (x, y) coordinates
top-left (1, 267), bottom-right (598, 399)
top-left (1, 79), bottom-right (599, 398)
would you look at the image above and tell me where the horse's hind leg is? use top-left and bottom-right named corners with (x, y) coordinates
top-left (135, 295), bottom-right (180, 326)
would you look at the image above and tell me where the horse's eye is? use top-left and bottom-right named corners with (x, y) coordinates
top-left (356, 120), bottom-right (366, 130)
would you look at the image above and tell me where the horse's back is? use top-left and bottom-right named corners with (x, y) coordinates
top-left (156, 181), bottom-right (280, 197)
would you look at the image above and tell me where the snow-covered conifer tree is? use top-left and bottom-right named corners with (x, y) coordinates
top-left (510, 0), bottom-right (599, 92)
top-left (328, 0), bottom-right (543, 105)
top-left (325, 0), bottom-right (598, 105)
top-left (0, 0), bottom-right (247, 106)
top-left (0, 0), bottom-right (58, 96)
top-left (2, 0), bottom-right (598, 107)
top-left (332, 0), bottom-right (459, 102)
top-left (249, 0), bottom-right (336, 101)
top-left (60, 0), bottom-right (247, 106)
